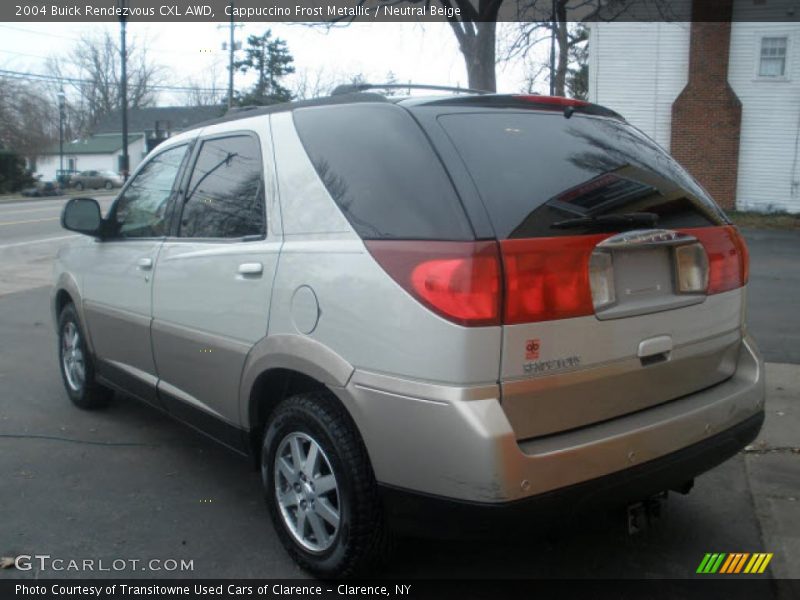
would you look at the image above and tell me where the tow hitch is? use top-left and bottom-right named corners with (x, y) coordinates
top-left (627, 491), bottom-right (668, 535)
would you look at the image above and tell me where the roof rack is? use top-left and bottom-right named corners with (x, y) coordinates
top-left (330, 82), bottom-right (491, 97)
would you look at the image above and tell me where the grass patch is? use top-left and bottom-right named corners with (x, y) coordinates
top-left (727, 210), bottom-right (800, 230)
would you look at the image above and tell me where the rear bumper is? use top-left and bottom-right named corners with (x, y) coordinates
top-left (380, 410), bottom-right (764, 537)
top-left (335, 334), bottom-right (765, 504)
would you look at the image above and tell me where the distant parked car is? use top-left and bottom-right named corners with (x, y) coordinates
top-left (71, 170), bottom-right (123, 191)
top-left (56, 169), bottom-right (79, 187)
top-left (20, 181), bottom-right (61, 197)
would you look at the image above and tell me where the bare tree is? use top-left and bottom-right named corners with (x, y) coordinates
top-left (0, 77), bottom-right (58, 162)
top-left (46, 30), bottom-right (165, 135)
top-left (506, 0), bottom-right (678, 96)
top-left (291, 67), bottom-right (337, 100)
top-left (313, 0), bottom-right (679, 93)
top-left (440, 1), bottom-right (504, 91)
top-left (185, 61), bottom-right (226, 106)
top-left (503, 18), bottom-right (587, 97)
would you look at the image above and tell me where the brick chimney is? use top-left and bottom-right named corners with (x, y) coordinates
top-left (671, 0), bottom-right (741, 209)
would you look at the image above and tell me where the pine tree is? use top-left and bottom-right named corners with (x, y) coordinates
top-left (235, 30), bottom-right (295, 106)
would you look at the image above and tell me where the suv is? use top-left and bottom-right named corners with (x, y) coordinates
top-left (54, 90), bottom-right (765, 577)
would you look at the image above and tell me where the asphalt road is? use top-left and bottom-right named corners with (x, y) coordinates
top-left (0, 198), bottom-right (797, 585)
top-left (0, 193), bottom-right (116, 296)
top-left (743, 228), bottom-right (800, 364)
top-left (0, 287), bottom-right (780, 580)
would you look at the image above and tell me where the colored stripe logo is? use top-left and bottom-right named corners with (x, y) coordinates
top-left (696, 553), bottom-right (773, 574)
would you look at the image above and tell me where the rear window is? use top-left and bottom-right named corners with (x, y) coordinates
top-left (293, 104), bottom-right (473, 240)
top-left (436, 111), bottom-right (727, 239)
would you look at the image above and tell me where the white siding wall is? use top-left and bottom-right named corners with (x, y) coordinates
top-left (728, 22), bottom-right (800, 212)
top-left (129, 137), bottom-right (147, 169)
top-left (36, 153), bottom-right (117, 181)
top-left (589, 17), bottom-right (800, 213)
top-left (34, 137), bottom-right (147, 182)
top-left (588, 22), bottom-right (690, 150)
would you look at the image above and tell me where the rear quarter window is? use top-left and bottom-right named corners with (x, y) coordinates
top-left (293, 103), bottom-right (473, 240)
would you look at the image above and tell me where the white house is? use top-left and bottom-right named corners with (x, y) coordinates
top-left (588, 4), bottom-right (800, 213)
top-left (35, 105), bottom-right (224, 182)
top-left (36, 133), bottom-right (144, 181)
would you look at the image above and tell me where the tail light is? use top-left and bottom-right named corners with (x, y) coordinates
top-left (366, 226), bottom-right (748, 328)
top-left (690, 226), bottom-right (749, 294)
top-left (501, 235), bottom-right (607, 324)
top-left (364, 241), bottom-right (501, 327)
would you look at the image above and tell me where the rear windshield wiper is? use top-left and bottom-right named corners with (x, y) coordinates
top-left (551, 212), bottom-right (659, 230)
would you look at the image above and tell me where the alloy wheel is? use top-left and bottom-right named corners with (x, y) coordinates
top-left (61, 321), bottom-right (85, 392)
top-left (274, 432), bottom-right (341, 553)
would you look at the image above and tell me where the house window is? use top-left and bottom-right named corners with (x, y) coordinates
top-left (759, 37), bottom-right (788, 77)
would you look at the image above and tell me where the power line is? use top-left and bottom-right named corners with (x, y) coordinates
top-left (0, 23), bottom-right (83, 41)
top-left (0, 23), bottom-right (217, 56)
top-left (0, 48), bottom-right (51, 60)
top-left (0, 67), bottom-right (222, 93)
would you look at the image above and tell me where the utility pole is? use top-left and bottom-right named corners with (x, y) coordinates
top-left (217, 2), bottom-right (242, 110)
top-left (228, 1), bottom-right (234, 108)
top-left (119, 0), bottom-right (129, 180)
top-left (549, 0), bottom-right (556, 96)
top-left (57, 89), bottom-right (65, 185)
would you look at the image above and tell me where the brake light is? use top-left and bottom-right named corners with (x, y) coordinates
top-left (365, 241), bottom-right (501, 327)
top-left (513, 95), bottom-right (590, 108)
top-left (501, 235), bottom-right (608, 324)
top-left (689, 226), bottom-right (749, 294)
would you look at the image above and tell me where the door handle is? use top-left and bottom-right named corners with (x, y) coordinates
top-left (238, 262), bottom-right (263, 275)
top-left (137, 257), bottom-right (153, 270)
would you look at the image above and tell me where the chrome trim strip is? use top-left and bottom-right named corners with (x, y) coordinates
top-left (158, 380), bottom-right (230, 423)
top-left (105, 359), bottom-right (158, 388)
top-left (596, 228), bottom-right (697, 249)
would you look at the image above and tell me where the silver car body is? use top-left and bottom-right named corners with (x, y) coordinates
top-left (53, 97), bottom-right (765, 506)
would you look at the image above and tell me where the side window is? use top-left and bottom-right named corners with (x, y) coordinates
top-left (178, 135), bottom-right (265, 239)
top-left (110, 144), bottom-right (187, 239)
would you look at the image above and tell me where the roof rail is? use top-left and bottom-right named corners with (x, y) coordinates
top-left (330, 82), bottom-right (492, 97)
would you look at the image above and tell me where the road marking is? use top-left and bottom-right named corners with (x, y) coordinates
top-left (0, 217), bottom-right (59, 226)
top-left (0, 234), bottom-right (79, 249)
top-left (0, 206), bottom-right (63, 215)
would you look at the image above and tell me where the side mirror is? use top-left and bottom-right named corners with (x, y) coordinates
top-left (61, 197), bottom-right (103, 238)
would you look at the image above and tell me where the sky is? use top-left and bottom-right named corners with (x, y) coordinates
top-left (0, 21), bottom-right (549, 106)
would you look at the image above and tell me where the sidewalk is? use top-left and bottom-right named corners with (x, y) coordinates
top-left (746, 363), bottom-right (800, 581)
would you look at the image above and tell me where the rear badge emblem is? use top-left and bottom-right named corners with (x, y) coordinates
top-left (525, 339), bottom-right (541, 360)
top-left (524, 355), bottom-right (581, 374)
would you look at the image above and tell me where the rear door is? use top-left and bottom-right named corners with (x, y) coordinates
top-left (424, 107), bottom-right (748, 439)
top-left (151, 126), bottom-right (280, 443)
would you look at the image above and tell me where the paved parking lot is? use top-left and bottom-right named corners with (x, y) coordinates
top-left (0, 196), bottom-right (797, 584)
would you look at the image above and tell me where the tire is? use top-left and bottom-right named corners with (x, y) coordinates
top-left (57, 303), bottom-right (112, 409)
top-left (262, 392), bottom-right (390, 577)
top-left (104, 181), bottom-right (113, 190)
top-left (74, 182), bottom-right (83, 191)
